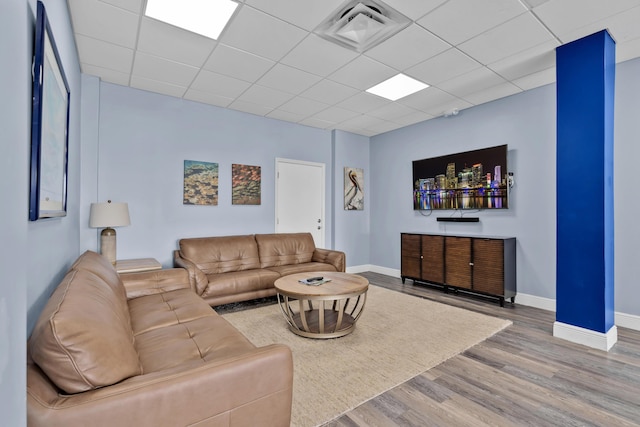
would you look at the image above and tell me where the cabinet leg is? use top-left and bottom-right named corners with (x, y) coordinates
top-left (499, 297), bottom-right (505, 307)
top-left (511, 296), bottom-right (515, 304)
top-left (401, 277), bottom-right (406, 284)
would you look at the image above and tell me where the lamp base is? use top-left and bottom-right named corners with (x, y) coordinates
top-left (100, 227), bottom-right (117, 265)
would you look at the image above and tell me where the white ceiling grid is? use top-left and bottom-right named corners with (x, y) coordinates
top-left (67, 0), bottom-right (640, 136)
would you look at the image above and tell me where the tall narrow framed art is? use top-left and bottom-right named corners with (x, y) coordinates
top-left (29, 1), bottom-right (71, 221)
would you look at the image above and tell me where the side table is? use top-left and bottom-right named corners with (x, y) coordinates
top-left (115, 258), bottom-right (162, 274)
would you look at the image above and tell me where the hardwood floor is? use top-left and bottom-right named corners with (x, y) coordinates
top-left (326, 272), bottom-right (640, 427)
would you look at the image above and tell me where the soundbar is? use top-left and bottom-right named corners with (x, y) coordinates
top-left (436, 217), bottom-right (480, 222)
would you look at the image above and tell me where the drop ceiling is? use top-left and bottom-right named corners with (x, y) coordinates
top-left (67, 0), bottom-right (640, 136)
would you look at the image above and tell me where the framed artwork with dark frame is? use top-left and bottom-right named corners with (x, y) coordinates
top-left (29, 1), bottom-right (71, 221)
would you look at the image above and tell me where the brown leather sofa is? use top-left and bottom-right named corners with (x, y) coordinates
top-left (174, 232), bottom-right (346, 306)
top-left (27, 250), bottom-right (293, 427)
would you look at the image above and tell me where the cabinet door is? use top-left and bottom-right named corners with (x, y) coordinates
top-left (472, 239), bottom-right (505, 295)
top-left (401, 234), bottom-right (421, 279)
top-left (445, 237), bottom-right (472, 289)
top-left (421, 235), bottom-right (444, 284)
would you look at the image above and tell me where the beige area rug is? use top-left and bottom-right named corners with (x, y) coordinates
top-left (222, 285), bottom-right (512, 427)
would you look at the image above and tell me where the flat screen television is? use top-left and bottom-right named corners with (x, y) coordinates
top-left (413, 144), bottom-right (508, 210)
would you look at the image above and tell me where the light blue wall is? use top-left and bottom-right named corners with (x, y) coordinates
top-left (370, 57), bottom-right (640, 316)
top-left (87, 83), bottom-right (345, 266)
top-left (614, 58), bottom-right (640, 316)
top-left (2, 0), bottom-right (81, 425)
top-left (332, 130), bottom-right (371, 268)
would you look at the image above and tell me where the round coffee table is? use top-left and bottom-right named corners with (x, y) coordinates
top-left (274, 272), bottom-right (369, 339)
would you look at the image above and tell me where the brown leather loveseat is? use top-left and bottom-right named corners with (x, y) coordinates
top-left (27, 250), bottom-right (293, 427)
top-left (174, 232), bottom-right (345, 306)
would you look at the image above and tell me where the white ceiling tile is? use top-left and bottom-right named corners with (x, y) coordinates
top-left (398, 87), bottom-right (472, 116)
top-left (227, 100), bottom-right (273, 117)
top-left (132, 52), bottom-right (200, 87)
top-left (299, 117), bottom-right (338, 129)
top-left (617, 37), bottom-right (640, 63)
top-left (418, 0), bottom-right (527, 46)
top-left (277, 97), bottom-right (329, 116)
top-left (380, 0), bottom-right (448, 20)
top-left (280, 35), bottom-right (359, 76)
top-left (311, 106), bottom-right (361, 123)
top-left (67, 0), bottom-right (640, 136)
top-left (534, 0), bottom-right (640, 38)
top-left (220, 6), bottom-right (308, 61)
top-left (328, 56), bottom-right (397, 90)
top-left (392, 110), bottom-right (434, 126)
top-left (75, 34), bottom-right (133, 73)
top-left (68, 0), bottom-right (138, 48)
top-left (256, 64), bottom-right (322, 95)
top-left (461, 82), bottom-right (522, 105)
top-left (556, 6), bottom-right (640, 46)
top-left (236, 85), bottom-right (294, 109)
top-left (364, 24), bottom-right (451, 71)
top-left (81, 64), bottom-right (130, 86)
top-left (137, 17), bottom-right (217, 67)
top-left (458, 13), bottom-right (556, 64)
top-left (98, 0), bottom-right (143, 14)
top-left (244, 0), bottom-right (345, 31)
top-left (130, 75), bottom-right (187, 98)
top-left (203, 44), bottom-right (275, 83)
top-left (488, 40), bottom-right (558, 80)
top-left (512, 67), bottom-right (556, 90)
top-left (266, 109), bottom-right (307, 123)
top-left (335, 92), bottom-right (391, 114)
top-left (368, 102), bottom-right (420, 121)
top-left (183, 89), bottom-right (234, 108)
top-left (438, 67), bottom-right (507, 98)
top-left (405, 48), bottom-right (482, 85)
top-left (300, 80), bottom-right (360, 105)
top-left (190, 70), bottom-right (252, 98)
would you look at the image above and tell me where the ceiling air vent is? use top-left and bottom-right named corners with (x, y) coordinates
top-left (314, 1), bottom-right (411, 53)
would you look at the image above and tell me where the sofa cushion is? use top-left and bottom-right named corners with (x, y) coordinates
top-left (204, 269), bottom-right (281, 299)
top-left (29, 269), bottom-right (142, 394)
top-left (129, 289), bottom-right (256, 372)
top-left (179, 235), bottom-right (261, 274)
top-left (70, 250), bottom-right (131, 324)
top-left (265, 262), bottom-right (337, 276)
top-left (256, 233), bottom-right (316, 268)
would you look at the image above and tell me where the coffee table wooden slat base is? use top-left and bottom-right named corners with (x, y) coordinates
top-left (275, 272), bottom-right (369, 339)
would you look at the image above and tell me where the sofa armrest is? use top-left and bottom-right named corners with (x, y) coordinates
top-left (173, 250), bottom-right (209, 295)
top-left (120, 268), bottom-right (192, 299)
top-left (28, 344), bottom-right (293, 427)
top-left (312, 248), bottom-right (346, 272)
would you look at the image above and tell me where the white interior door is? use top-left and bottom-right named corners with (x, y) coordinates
top-left (275, 158), bottom-right (325, 248)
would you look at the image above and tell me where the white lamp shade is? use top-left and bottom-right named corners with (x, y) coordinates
top-left (89, 202), bottom-right (131, 228)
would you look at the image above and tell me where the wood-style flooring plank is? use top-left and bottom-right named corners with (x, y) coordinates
top-left (324, 272), bottom-right (640, 427)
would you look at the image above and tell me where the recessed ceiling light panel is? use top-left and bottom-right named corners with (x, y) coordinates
top-left (145, 0), bottom-right (238, 40)
top-left (315, 0), bottom-right (411, 53)
top-left (366, 74), bottom-right (429, 101)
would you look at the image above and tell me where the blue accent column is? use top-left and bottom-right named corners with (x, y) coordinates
top-left (556, 30), bottom-right (615, 337)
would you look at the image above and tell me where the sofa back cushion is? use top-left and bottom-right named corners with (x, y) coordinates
top-left (29, 266), bottom-right (141, 394)
top-left (179, 235), bottom-right (261, 274)
top-left (70, 250), bottom-right (131, 324)
top-left (256, 233), bottom-right (316, 268)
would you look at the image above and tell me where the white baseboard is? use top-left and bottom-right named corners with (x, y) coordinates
top-left (346, 264), bottom-right (373, 274)
top-left (616, 312), bottom-right (640, 331)
top-left (361, 264), bottom-right (640, 332)
top-left (514, 293), bottom-right (556, 312)
top-left (553, 322), bottom-right (618, 351)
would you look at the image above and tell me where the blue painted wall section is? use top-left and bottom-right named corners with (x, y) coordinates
top-left (556, 30), bottom-right (615, 333)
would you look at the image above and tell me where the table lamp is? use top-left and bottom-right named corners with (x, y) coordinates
top-left (89, 200), bottom-right (131, 264)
